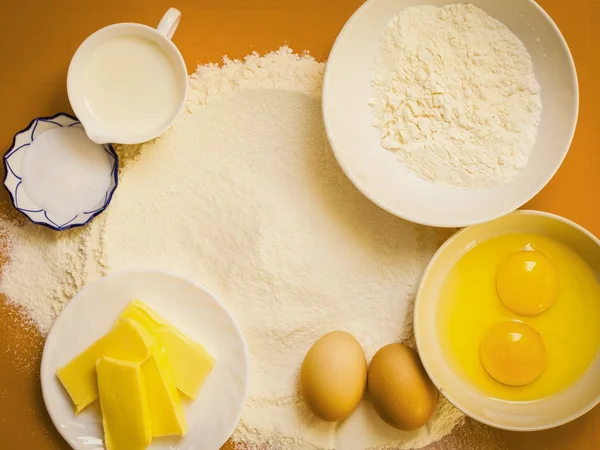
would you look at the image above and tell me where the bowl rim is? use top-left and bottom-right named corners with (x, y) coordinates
top-left (413, 209), bottom-right (600, 431)
top-left (322, 0), bottom-right (580, 228)
top-left (2, 112), bottom-right (119, 231)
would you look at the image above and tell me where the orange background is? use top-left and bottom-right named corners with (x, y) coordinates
top-left (0, 0), bottom-right (599, 449)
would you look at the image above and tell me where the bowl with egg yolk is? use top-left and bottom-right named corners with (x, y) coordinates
top-left (414, 210), bottom-right (600, 431)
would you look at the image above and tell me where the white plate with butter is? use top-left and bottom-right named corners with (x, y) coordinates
top-left (41, 269), bottom-right (249, 450)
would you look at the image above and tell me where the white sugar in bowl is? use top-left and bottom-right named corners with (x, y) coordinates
top-left (3, 113), bottom-right (118, 231)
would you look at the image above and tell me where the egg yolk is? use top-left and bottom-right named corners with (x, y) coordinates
top-left (480, 321), bottom-right (546, 387)
top-left (496, 251), bottom-right (558, 316)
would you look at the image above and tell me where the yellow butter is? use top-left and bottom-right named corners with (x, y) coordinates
top-left (97, 357), bottom-right (151, 450)
top-left (118, 301), bottom-right (215, 399)
top-left (154, 328), bottom-right (215, 399)
top-left (142, 345), bottom-right (187, 436)
top-left (56, 318), bottom-right (155, 413)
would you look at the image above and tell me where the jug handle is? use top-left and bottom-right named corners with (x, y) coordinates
top-left (156, 8), bottom-right (181, 40)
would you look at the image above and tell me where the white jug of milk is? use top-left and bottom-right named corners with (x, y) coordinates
top-left (67, 8), bottom-right (188, 145)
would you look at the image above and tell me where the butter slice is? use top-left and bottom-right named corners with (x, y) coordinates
top-left (118, 301), bottom-right (215, 399)
top-left (97, 357), bottom-right (151, 450)
top-left (142, 345), bottom-right (187, 436)
top-left (154, 327), bottom-right (215, 399)
top-left (57, 318), bottom-right (155, 413)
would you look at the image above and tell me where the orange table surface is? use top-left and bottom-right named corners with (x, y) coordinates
top-left (0, 0), bottom-right (599, 449)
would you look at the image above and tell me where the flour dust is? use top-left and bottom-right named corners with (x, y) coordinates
top-left (1, 47), bottom-right (462, 449)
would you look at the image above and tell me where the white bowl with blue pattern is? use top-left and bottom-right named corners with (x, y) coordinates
top-left (3, 113), bottom-right (119, 231)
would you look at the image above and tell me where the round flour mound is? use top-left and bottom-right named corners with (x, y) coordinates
top-left (370, 4), bottom-right (542, 188)
top-left (1, 48), bottom-right (465, 449)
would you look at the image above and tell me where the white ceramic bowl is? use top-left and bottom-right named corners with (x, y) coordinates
top-left (323, 0), bottom-right (578, 227)
top-left (414, 210), bottom-right (600, 430)
top-left (3, 113), bottom-right (118, 231)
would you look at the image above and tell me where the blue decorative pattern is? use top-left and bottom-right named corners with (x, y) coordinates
top-left (3, 112), bottom-right (120, 231)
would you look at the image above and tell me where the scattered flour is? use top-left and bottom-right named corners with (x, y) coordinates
top-left (0, 217), bottom-right (89, 335)
top-left (1, 47), bottom-right (464, 449)
top-left (370, 4), bottom-right (542, 188)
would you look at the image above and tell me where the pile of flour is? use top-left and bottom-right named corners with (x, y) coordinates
top-left (1, 47), bottom-right (464, 449)
top-left (370, 4), bottom-right (542, 188)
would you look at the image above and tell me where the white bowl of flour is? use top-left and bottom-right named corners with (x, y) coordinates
top-left (323, 0), bottom-right (578, 227)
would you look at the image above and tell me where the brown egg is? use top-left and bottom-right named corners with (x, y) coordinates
top-left (301, 331), bottom-right (367, 421)
top-left (367, 343), bottom-right (438, 431)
